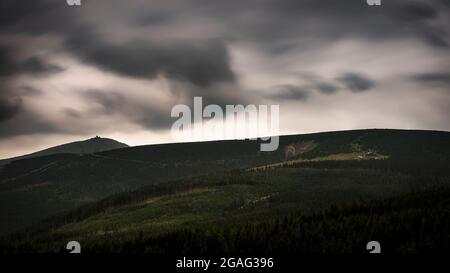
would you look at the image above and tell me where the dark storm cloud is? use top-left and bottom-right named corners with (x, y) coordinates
top-left (0, 44), bottom-right (63, 76)
top-left (0, 115), bottom-right (63, 138)
top-left (0, 0), bottom-right (449, 143)
top-left (81, 86), bottom-right (251, 130)
top-left (419, 27), bottom-right (449, 48)
top-left (316, 83), bottom-right (339, 95)
top-left (0, 43), bottom-right (62, 137)
top-left (20, 56), bottom-right (64, 75)
top-left (0, 45), bottom-right (14, 76)
top-left (270, 85), bottom-right (310, 101)
top-left (212, 0), bottom-right (449, 50)
top-left (392, 1), bottom-right (449, 48)
top-left (132, 12), bottom-right (172, 27)
top-left (2, 0), bottom-right (448, 83)
top-left (68, 38), bottom-right (234, 87)
top-left (81, 90), bottom-right (173, 130)
top-left (137, 109), bottom-right (177, 131)
top-left (439, 0), bottom-right (450, 9)
top-left (413, 73), bottom-right (450, 86)
top-left (0, 93), bottom-right (63, 138)
top-left (1, 1), bottom-right (235, 87)
top-left (0, 82), bottom-right (63, 138)
top-left (1, 0), bottom-right (448, 87)
top-left (0, 81), bottom-right (24, 123)
top-left (395, 1), bottom-right (437, 21)
top-left (0, 97), bottom-right (22, 123)
top-left (0, 0), bottom-right (240, 140)
top-left (0, 0), bottom-right (81, 35)
top-left (337, 73), bottom-right (375, 92)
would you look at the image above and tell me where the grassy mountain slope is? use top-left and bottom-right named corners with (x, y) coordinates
top-left (1, 129), bottom-right (449, 252)
top-left (0, 138), bottom-right (280, 234)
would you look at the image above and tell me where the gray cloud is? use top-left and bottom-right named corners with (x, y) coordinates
top-left (0, 44), bottom-right (63, 77)
top-left (395, 1), bottom-right (437, 21)
top-left (0, 116), bottom-right (63, 138)
top-left (1, 0), bottom-right (448, 87)
top-left (0, 93), bottom-right (63, 138)
top-left (413, 73), bottom-right (450, 86)
top-left (2, 0), bottom-right (448, 83)
top-left (440, 0), bottom-right (450, 9)
top-left (1, 1), bottom-right (235, 87)
top-left (337, 73), bottom-right (375, 92)
top-left (215, 0), bottom-right (450, 50)
top-left (0, 45), bottom-right (15, 76)
top-left (0, 97), bottom-right (22, 123)
top-left (20, 56), bottom-right (64, 75)
top-left (83, 90), bottom-right (127, 116)
top-left (0, 0), bottom-right (449, 152)
top-left (81, 90), bottom-right (173, 130)
top-left (420, 27), bottom-right (449, 48)
top-left (270, 85), bottom-right (310, 101)
top-left (0, 80), bottom-right (65, 138)
top-left (316, 83), bottom-right (339, 95)
top-left (392, 1), bottom-right (449, 48)
top-left (0, 81), bottom-right (23, 123)
top-left (17, 86), bottom-right (44, 97)
top-left (69, 38), bottom-right (234, 87)
top-left (132, 12), bottom-right (172, 27)
top-left (63, 108), bottom-right (82, 119)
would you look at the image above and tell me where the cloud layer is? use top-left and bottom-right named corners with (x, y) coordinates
top-left (0, 0), bottom-right (449, 158)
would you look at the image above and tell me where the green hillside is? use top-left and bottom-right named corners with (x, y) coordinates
top-left (1, 129), bottom-right (449, 252)
top-left (0, 137), bottom-right (279, 234)
top-left (19, 188), bottom-right (447, 253)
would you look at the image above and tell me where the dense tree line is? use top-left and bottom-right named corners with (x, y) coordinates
top-left (3, 188), bottom-right (448, 253)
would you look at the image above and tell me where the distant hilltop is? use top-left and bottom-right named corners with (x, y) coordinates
top-left (0, 136), bottom-right (129, 167)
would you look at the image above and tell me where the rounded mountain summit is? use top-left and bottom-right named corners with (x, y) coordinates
top-left (0, 136), bottom-right (128, 166)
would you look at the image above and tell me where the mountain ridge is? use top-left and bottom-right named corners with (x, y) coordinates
top-left (1, 128), bottom-right (449, 252)
top-left (0, 136), bottom-right (128, 167)
top-left (0, 128), bottom-right (449, 236)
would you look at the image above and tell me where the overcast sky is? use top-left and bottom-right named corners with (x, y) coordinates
top-left (1, 0), bottom-right (449, 158)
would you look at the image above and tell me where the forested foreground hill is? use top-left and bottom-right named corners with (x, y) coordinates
top-left (13, 188), bottom-right (448, 253)
top-left (0, 130), bottom-right (450, 252)
top-left (1, 129), bottom-right (449, 253)
top-left (3, 170), bottom-right (449, 253)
